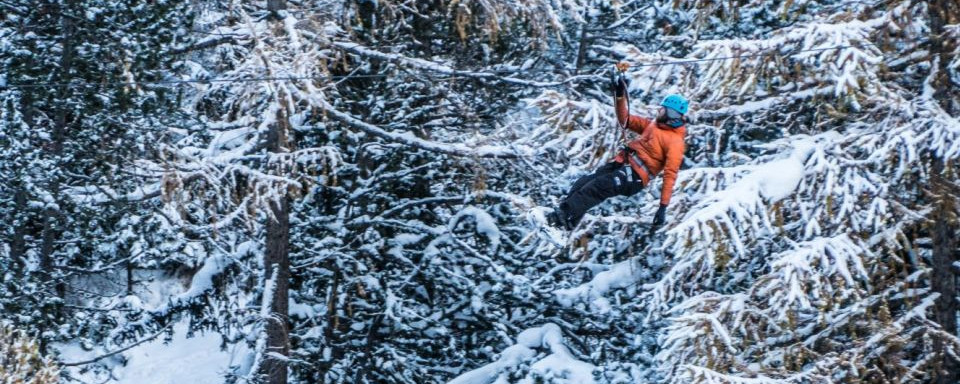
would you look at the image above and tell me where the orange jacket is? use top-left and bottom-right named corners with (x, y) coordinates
top-left (613, 96), bottom-right (686, 206)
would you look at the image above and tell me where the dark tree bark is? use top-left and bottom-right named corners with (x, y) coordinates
top-left (10, 188), bottom-right (28, 270)
top-left (126, 259), bottom-right (135, 296)
top-left (929, 0), bottom-right (959, 115)
top-left (40, 0), bottom-right (76, 337)
top-left (930, 198), bottom-right (958, 384)
top-left (929, 161), bottom-right (959, 384)
top-left (574, 24), bottom-right (589, 75)
top-left (928, 2), bottom-right (959, 383)
top-left (42, 1), bottom-right (75, 271)
top-left (261, 197), bottom-right (290, 384)
top-left (259, 99), bottom-right (291, 384)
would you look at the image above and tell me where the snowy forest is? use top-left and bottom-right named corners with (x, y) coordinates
top-left (1, 0), bottom-right (959, 383)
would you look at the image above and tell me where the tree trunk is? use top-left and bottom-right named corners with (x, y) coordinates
top-left (127, 259), bottom-right (135, 296)
top-left (43, 4), bottom-right (75, 267)
top-left (40, 0), bottom-right (76, 329)
top-left (930, 162), bottom-right (958, 384)
top-left (928, 3), bottom-right (959, 382)
top-left (929, 161), bottom-right (958, 384)
top-left (574, 24), bottom-right (589, 75)
top-left (929, 0), bottom-right (959, 115)
top-left (11, 188), bottom-right (27, 270)
top-left (261, 197), bottom-right (290, 384)
top-left (259, 101), bottom-right (291, 383)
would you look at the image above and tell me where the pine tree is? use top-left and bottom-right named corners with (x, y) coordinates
top-left (0, 0), bottom-right (193, 368)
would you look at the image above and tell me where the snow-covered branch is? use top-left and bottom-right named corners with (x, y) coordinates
top-left (448, 323), bottom-right (595, 384)
top-left (319, 98), bottom-right (533, 159)
top-left (332, 41), bottom-right (594, 87)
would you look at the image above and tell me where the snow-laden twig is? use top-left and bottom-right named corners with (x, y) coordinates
top-left (448, 323), bottom-right (596, 384)
top-left (318, 98), bottom-right (534, 159)
top-left (332, 41), bottom-right (596, 87)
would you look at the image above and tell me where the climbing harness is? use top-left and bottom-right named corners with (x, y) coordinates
top-left (627, 149), bottom-right (652, 183)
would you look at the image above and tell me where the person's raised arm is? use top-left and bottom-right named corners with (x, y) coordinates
top-left (615, 94), bottom-right (651, 134)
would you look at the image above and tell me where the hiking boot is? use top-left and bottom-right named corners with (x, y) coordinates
top-left (547, 208), bottom-right (570, 231)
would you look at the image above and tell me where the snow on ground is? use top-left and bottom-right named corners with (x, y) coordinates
top-left (58, 319), bottom-right (249, 384)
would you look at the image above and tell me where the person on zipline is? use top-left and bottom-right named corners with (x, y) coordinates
top-left (548, 75), bottom-right (688, 232)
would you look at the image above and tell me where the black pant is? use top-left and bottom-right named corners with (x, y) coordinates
top-left (558, 161), bottom-right (645, 228)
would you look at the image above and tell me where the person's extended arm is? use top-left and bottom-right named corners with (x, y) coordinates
top-left (615, 96), bottom-right (651, 134)
top-left (613, 78), bottom-right (650, 134)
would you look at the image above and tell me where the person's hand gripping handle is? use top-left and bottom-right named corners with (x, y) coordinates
top-left (610, 62), bottom-right (630, 98)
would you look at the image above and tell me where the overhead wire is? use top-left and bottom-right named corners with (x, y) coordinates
top-left (0, 42), bottom-right (880, 90)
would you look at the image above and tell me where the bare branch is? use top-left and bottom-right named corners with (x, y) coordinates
top-left (60, 323), bottom-right (175, 367)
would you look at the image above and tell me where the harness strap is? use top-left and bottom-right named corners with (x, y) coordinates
top-left (628, 151), bottom-right (653, 185)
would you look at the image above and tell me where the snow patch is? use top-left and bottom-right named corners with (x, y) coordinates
top-left (750, 157), bottom-right (804, 203)
top-left (449, 323), bottom-right (595, 384)
top-left (57, 319), bottom-right (249, 384)
top-left (450, 206), bottom-right (502, 251)
top-left (555, 260), bottom-right (638, 309)
top-left (177, 254), bottom-right (230, 302)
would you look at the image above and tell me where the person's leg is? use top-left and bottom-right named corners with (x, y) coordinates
top-left (568, 162), bottom-right (620, 196)
top-left (550, 162), bottom-right (621, 229)
top-left (559, 163), bottom-right (642, 228)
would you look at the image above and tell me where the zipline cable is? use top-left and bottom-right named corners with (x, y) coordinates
top-left (0, 43), bottom-right (879, 90)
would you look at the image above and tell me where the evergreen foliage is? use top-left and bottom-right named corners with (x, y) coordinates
top-left (0, 0), bottom-right (193, 377)
top-left (0, 0), bottom-right (957, 383)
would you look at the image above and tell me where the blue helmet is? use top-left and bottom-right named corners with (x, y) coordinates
top-left (661, 94), bottom-right (689, 115)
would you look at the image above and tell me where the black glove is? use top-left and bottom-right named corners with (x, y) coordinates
top-left (652, 204), bottom-right (667, 228)
top-left (610, 70), bottom-right (628, 98)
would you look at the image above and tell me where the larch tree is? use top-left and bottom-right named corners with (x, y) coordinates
top-left (0, 326), bottom-right (60, 384)
top-left (1, 0), bottom-right (954, 383)
top-left (449, 0), bottom-right (960, 383)
top-left (138, 1), bottom-right (582, 382)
